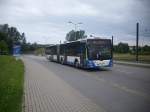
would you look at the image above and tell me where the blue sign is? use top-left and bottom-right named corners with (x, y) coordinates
top-left (13, 45), bottom-right (21, 56)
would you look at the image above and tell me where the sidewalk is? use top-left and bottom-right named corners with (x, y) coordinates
top-left (22, 57), bottom-right (106, 112)
top-left (114, 60), bottom-right (150, 68)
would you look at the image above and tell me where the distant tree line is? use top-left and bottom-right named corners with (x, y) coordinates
top-left (114, 42), bottom-right (150, 55)
top-left (22, 43), bottom-right (48, 54)
top-left (113, 43), bottom-right (129, 53)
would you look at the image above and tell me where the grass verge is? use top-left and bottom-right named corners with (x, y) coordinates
top-left (114, 53), bottom-right (150, 64)
top-left (0, 56), bottom-right (24, 112)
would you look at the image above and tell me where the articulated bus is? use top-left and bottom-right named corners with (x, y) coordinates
top-left (45, 38), bottom-right (113, 69)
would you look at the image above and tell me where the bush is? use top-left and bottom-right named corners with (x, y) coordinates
top-left (0, 40), bottom-right (8, 54)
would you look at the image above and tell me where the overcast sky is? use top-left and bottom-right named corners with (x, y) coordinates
top-left (0, 0), bottom-right (150, 45)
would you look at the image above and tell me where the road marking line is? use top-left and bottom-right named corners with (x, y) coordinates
top-left (112, 83), bottom-right (150, 100)
top-left (115, 69), bottom-right (133, 75)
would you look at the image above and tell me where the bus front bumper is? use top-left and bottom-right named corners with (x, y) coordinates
top-left (86, 59), bottom-right (113, 69)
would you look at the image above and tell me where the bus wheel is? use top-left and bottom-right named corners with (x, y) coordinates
top-left (61, 58), bottom-right (64, 64)
top-left (74, 61), bottom-right (79, 68)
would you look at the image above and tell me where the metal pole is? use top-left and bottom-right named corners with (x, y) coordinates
top-left (112, 36), bottom-right (113, 60)
top-left (136, 23), bottom-right (139, 61)
top-left (75, 24), bottom-right (77, 40)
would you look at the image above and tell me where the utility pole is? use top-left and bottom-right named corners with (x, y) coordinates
top-left (136, 22), bottom-right (139, 62)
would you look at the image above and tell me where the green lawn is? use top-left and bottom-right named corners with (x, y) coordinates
top-left (0, 56), bottom-right (24, 112)
top-left (114, 53), bottom-right (150, 63)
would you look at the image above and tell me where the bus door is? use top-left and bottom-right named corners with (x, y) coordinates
top-left (79, 44), bottom-right (86, 67)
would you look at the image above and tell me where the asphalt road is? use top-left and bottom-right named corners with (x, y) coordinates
top-left (23, 55), bottom-right (150, 112)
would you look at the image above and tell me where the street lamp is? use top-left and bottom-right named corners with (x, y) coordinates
top-left (68, 21), bottom-right (83, 40)
top-left (68, 21), bottom-right (83, 31)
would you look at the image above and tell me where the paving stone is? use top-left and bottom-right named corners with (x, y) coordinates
top-left (22, 57), bottom-right (106, 112)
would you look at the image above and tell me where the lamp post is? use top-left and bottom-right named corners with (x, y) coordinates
top-left (68, 21), bottom-right (83, 40)
top-left (112, 36), bottom-right (114, 62)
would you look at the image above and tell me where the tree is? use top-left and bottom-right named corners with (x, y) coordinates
top-left (66, 30), bottom-right (75, 41)
top-left (143, 45), bottom-right (150, 52)
top-left (21, 33), bottom-right (26, 44)
top-left (66, 30), bottom-right (87, 41)
top-left (114, 42), bottom-right (129, 53)
top-left (0, 32), bottom-right (12, 53)
top-left (2, 24), bottom-right (9, 33)
top-left (0, 24), bottom-right (27, 54)
top-left (76, 30), bottom-right (86, 40)
top-left (141, 45), bottom-right (150, 55)
top-left (34, 48), bottom-right (45, 56)
top-left (0, 32), bottom-right (8, 41)
top-left (0, 40), bottom-right (8, 54)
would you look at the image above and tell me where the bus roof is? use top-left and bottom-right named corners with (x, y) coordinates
top-left (64, 38), bottom-right (111, 44)
top-left (46, 37), bottom-right (111, 47)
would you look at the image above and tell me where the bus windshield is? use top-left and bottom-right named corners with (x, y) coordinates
top-left (87, 42), bottom-right (112, 60)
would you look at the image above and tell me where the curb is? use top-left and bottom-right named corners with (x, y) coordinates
top-left (114, 61), bottom-right (150, 68)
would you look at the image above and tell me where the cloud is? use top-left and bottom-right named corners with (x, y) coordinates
top-left (2, 0), bottom-right (99, 17)
top-left (0, 0), bottom-right (149, 45)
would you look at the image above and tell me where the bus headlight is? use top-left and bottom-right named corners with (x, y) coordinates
top-left (87, 61), bottom-right (93, 66)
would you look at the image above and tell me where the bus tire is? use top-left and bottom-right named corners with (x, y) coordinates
top-left (60, 58), bottom-right (64, 64)
top-left (74, 60), bottom-right (79, 68)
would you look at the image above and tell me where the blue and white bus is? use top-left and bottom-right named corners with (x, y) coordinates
top-left (45, 38), bottom-right (113, 69)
